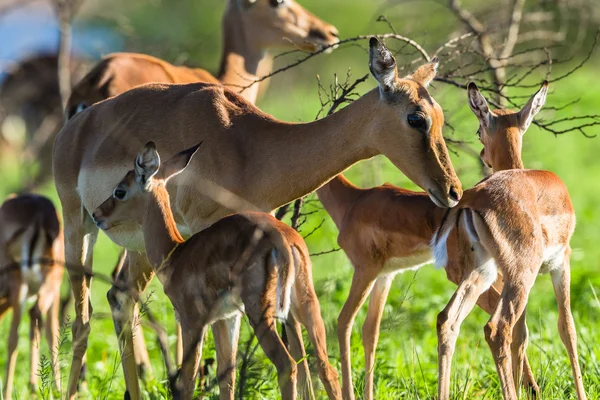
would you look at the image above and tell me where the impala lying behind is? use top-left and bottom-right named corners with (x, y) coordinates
top-left (53, 37), bottom-right (461, 399)
top-left (92, 142), bottom-right (341, 400)
top-left (0, 194), bottom-right (64, 399)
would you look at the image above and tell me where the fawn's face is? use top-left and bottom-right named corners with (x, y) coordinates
top-left (230, 0), bottom-right (339, 51)
top-left (468, 81), bottom-right (548, 171)
top-left (368, 38), bottom-right (462, 208)
top-left (92, 142), bottom-right (200, 231)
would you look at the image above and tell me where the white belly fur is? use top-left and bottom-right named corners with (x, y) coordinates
top-left (380, 248), bottom-right (433, 277)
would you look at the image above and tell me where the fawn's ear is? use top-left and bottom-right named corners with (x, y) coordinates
top-left (157, 142), bottom-right (202, 182)
top-left (369, 37), bottom-right (398, 94)
top-left (135, 141), bottom-right (160, 190)
top-left (410, 58), bottom-right (438, 87)
top-left (467, 82), bottom-right (492, 129)
top-left (518, 81), bottom-right (549, 133)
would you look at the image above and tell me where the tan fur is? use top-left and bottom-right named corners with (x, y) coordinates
top-left (65, 0), bottom-right (339, 115)
top-left (316, 82), bottom-right (581, 400)
top-left (92, 145), bottom-right (341, 399)
top-left (53, 39), bottom-right (462, 399)
top-left (0, 194), bottom-right (64, 399)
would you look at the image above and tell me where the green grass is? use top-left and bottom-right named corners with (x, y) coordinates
top-left (2, 1), bottom-right (600, 396)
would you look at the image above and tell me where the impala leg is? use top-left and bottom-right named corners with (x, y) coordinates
top-left (112, 250), bottom-right (152, 379)
top-left (245, 289), bottom-right (297, 400)
top-left (484, 271), bottom-right (536, 400)
top-left (437, 255), bottom-right (496, 400)
top-left (511, 309), bottom-right (528, 396)
top-left (29, 302), bottom-right (43, 393)
top-left (362, 275), bottom-right (393, 400)
top-left (212, 315), bottom-right (241, 400)
top-left (284, 314), bottom-right (315, 400)
top-left (291, 271), bottom-right (341, 400)
top-left (46, 288), bottom-right (62, 392)
top-left (550, 257), bottom-right (587, 400)
top-left (107, 251), bottom-right (154, 400)
top-left (476, 282), bottom-right (540, 397)
top-left (5, 284), bottom-right (26, 400)
top-left (178, 323), bottom-right (204, 400)
top-left (64, 213), bottom-right (98, 400)
top-left (337, 269), bottom-right (377, 400)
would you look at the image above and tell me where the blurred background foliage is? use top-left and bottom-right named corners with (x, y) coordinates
top-left (1, 0), bottom-right (600, 398)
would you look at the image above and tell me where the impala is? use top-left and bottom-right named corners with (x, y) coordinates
top-left (0, 194), bottom-right (64, 399)
top-left (53, 37), bottom-right (462, 399)
top-left (432, 82), bottom-right (585, 399)
top-left (317, 82), bottom-right (553, 400)
top-left (65, 0), bottom-right (339, 118)
top-left (91, 142), bottom-right (341, 399)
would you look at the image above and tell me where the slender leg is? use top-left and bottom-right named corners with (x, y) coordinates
top-left (337, 269), bottom-right (377, 400)
top-left (212, 315), bottom-right (241, 400)
top-left (550, 259), bottom-right (587, 400)
top-left (29, 303), bottom-right (43, 393)
top-left (361, 275), bottom-right (393, 400)
top-left (294, 281), bottom-right (342, 400)
top-left (178, 323), bottom-right (204, 400)
top-left (64, 213), bottom-right (98, 400)
top-left (176, 323), bottom-right (184, 366)
top-left (4, 284), bottom-right (26, 400)
top-left (511, 309), bottom-right (528, 396)
top-left (437, 250), bottom-right (497, 400)
top-left (484, 272), bottom-right (536, 400)
top-left (46, 289), bottom-right (62, 392)
top-left (107, 251), bottom-right (154, 400)
top-left (284, 314), bottom-right (315, 400)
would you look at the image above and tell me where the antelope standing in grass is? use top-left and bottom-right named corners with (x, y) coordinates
top-left (63, 0), bottom-right (339, 376)
top-left (91, 142), bottom-right (341, 399)
top-left (0, 194), bottom-right (64, 399)
top-left (432, 82), bottom-right (585, 399)
top-left (317, 81), bottom-right (583, 399)
top-left (65, 0), bottom-right (340, 118)
top-left (53, 38), bottom-right (462, 399)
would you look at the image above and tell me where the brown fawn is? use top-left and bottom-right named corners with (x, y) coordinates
top-left (91, 142), bottom-right (342, 400)
top-left (318, 81), bottom-right (583, 399)
top-left (0, 194), bottom-right (64, 398)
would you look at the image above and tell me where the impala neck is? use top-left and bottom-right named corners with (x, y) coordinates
top-left (252, 89), bottom-right (380, 210)
top-left (218, 10), bottom-right (272, 104)
top-left (141, 186), bottom-right (185, 274)
top-left (492, 147), bottom-right (524, 172)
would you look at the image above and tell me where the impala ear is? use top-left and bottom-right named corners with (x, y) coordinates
top-left (157, 142), bottom-right (202, 182)
top-left (135, 141), bottom-right (160, 190)
top-left (467, 82), bottom-right (492, 129)
top-left (410, 57), bottom-right (438, 87)
top-left (518, 81), bottom-right (548, 133)
top-left (369, 37), bottom-right (398, 94)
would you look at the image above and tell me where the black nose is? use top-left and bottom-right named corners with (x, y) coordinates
top-left (308, 28), bottom-right (329, 42)
top-left (449, 186), bottom-right (461, 203)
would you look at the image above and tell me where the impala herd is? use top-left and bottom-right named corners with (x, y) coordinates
top-left (0, 1), bottom-right (588, 399)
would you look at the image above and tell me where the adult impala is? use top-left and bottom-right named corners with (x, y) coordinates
top-left (65, 0), bottom-right (339, 118)
top-left (316, 82), bottom-right (553, 400)
top-left (92, 142), bottom-right (341, 399)
top-left (0, 194), bottom-right (64, 399)
top-left (53, 38), bottom-right (462, 399)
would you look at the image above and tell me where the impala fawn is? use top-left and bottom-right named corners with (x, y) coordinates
top-left (431, 82), bottom-right (585, 399)
top-left (0, 194), bottom-right (64, 398)
top-left (91, 142), bottom-right (342, 400)
top-left (316, 81), bottom-right (584, 399)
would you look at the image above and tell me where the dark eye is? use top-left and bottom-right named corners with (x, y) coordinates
top-left (113, 188), bottom-right (126, 200)
top-left (270, 0), bottom-right (284, 7)
top-left (407, 113), bottom-right (426, 128)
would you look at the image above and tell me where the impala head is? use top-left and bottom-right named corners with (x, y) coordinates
top-left (92, 142), bottom-right (201, 231)
top-left (468, 81), bottom-right (548, 172)
top-left (367, 37), bottom-right (462, 208)
top-left (229, 0), bottom-right (339, 52)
